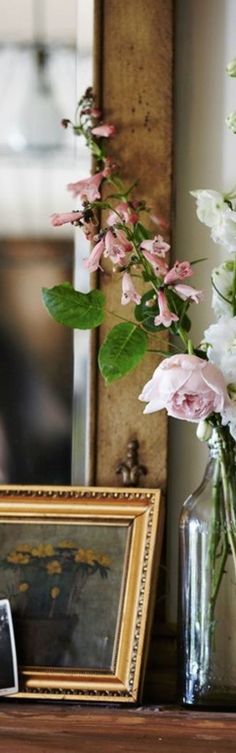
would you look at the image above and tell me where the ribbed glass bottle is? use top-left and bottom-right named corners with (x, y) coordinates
top-left (179, 425), bottom-right (236, 707)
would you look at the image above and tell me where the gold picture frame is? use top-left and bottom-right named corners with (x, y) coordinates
top-left (0, 485), bottom-right (163, 703)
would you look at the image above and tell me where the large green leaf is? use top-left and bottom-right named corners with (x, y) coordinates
top-left (98, 322), bottom-right (148, 383)
top-left (42, 283), bottom-right (105, 329)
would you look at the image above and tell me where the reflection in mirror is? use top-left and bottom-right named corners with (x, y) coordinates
top-left (0, 0), bottom-right (93, 484)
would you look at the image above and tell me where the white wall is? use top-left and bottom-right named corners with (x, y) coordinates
top-left (168, 0), bottom-right (236, 620)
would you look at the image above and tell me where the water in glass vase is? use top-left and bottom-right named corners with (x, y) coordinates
top-left (179, 426), bottom-right (236, 708)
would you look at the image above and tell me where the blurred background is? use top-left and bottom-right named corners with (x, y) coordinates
top-left (0, 0), bottom-right (93, 484)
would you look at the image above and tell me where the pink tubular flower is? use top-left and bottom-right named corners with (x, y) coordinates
top-left (141, 235), bottom-right (170, 257)
top-left (84, 238), bottom-right (105, 272)
top-left (107, 202), bottom-right (139, 226)
top-left (67, 172), bottom-right (104, 201)
top-left (121, 272), bottom-right (141, 305)
top-left (104, 229), bottom-right (133, 265)
top-left (164, 261), bottom-right (192, 284)
top-left (91, 123), bottom-right (116, 138)
top-left (142, 248), bottom-right (168, 277)
top-left (154, 290), bottom-right (179, 328)
top-left (174, 284), bottom-right (203, 303)
top-left (150, 214), bottom-right (170, 231)
top-left (51, 211), bottom-right (83, 227)
top-left (139, 354), bottom-right (228, 421)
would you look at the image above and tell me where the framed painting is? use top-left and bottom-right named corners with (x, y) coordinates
top-left (0, 485), bottom-right (163, 703)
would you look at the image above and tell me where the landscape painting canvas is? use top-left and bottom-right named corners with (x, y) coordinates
top-left (0, 521), bottom-right (128, 670)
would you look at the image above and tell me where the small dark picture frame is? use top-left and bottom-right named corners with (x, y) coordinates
top-left (0, 599), bottom-right (18, 695)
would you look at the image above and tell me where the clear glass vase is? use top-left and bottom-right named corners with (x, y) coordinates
top-left (178, 425), bottom-right (236, 707)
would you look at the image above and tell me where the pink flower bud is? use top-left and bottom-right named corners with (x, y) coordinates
top-left (91, 107), bottom-right (102, 119)
top-left (84, 238), bottom-right (105, 272)
top-left (174, 284), bottom-right (203, 303)
top-left (51, 211), bottom-right (83, 227)
top-left (91, 123), bottom-right (116, 138)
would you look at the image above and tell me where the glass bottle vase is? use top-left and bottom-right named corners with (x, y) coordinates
top-left (179, 425), bottom-right (236, 707)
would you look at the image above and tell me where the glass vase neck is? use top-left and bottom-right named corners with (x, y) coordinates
top-left (208, 426), bottom-right (235, 460)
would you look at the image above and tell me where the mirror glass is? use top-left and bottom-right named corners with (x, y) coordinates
top-left (0, 0), bottom-right (93, 485)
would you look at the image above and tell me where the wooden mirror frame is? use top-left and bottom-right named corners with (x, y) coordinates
top-left (89, 0), bottom-right (173, 490)
top-left (88, 0), bottom-right (174, 703)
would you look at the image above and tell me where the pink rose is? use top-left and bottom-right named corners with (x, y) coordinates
top-left (139, 353), bottom-right (228, 421)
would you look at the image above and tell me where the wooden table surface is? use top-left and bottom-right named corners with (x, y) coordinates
top-left (0, 704), bottom-right (236, 753)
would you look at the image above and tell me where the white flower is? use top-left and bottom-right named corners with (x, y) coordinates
top-left (226, 58), bottom-right (236, 77)
top-left (211, 208), bottom-right (236, 252)
top-left (229, 422), bottom-right (236, 440)
top-left (196, 419), bottom-right (212, 442)
top-left (221, 400), bottom-right (236, 440)
top-left (226, 112), bottom-right (236, 134)
top-left (203, 318), bottom-right (236, 439)
top-left (204, 317), bottom-right (236, 385)
top-left (211, 261), bottom-right (234, 317)
top-left (190, 189), bottom-right (228, 227)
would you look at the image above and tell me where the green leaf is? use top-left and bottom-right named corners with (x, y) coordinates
top-left (135, 290), bottom-right (165, 332)
top-left (166, 289), bottom-right (191, 333)
top-left (133, 222), bottom-right (151, 244)
top-left (98, 322), bottom-right (148, 383)
top-left (42, 283), bottom-right (105, 330)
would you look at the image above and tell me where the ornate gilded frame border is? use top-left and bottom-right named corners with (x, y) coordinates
top-left (0, 486), bottom-right (163, 703)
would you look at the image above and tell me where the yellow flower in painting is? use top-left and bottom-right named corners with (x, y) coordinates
top-left (46, 560), bottom-right (62, 575)
top-left (96, 554), bottom-right (112, 567)
top-left (50, 587), bottom-right (60, 599)
top-left (31, 544), bottom-right (55, 558)
top-left (58, 540), bottom-right (76, 549)
top-left (16, 543), bottom-right (31, 553)
top-left (18, 582), bottom-right (29, 592)
top-left (7, 551), bottom-right (30, 565)
top-left (74, 548), bottom-right (95, 565)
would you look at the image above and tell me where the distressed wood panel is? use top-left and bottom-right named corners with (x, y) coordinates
top-left (94, 0), bottom-right (173, 488)
top-left (0, 704), bottom-right (236, 752)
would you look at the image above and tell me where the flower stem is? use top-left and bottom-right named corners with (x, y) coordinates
top-left (177, 326), bottom-right (189, 350)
